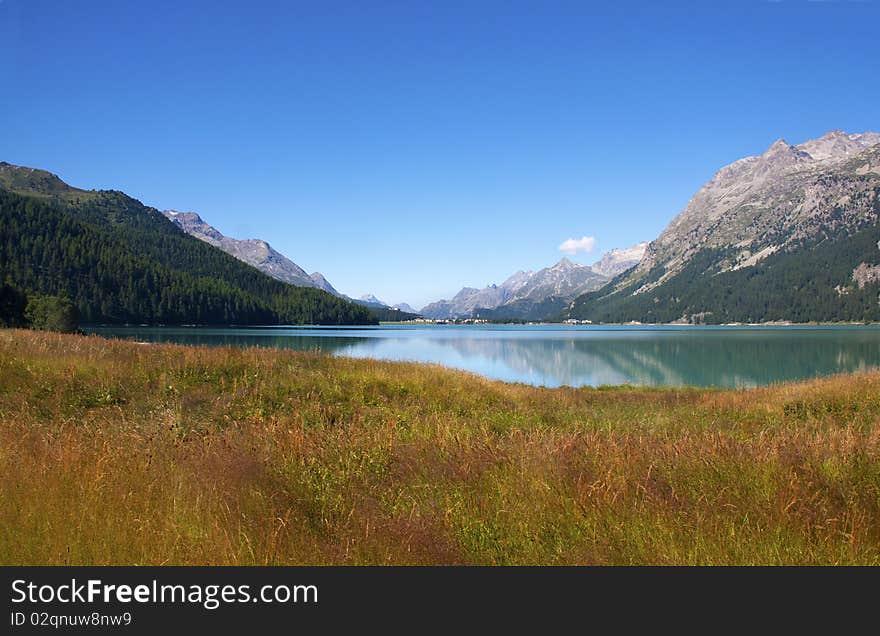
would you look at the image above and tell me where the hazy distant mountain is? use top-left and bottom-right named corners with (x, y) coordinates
top-left (569, 130), bottom-right (880, 324)
top-left (510, 258), bottom-right (608, 301)
top-left (420, 285), bottom-right (512, 320)
top-left (591, 242), bottom-right (648, 278)
top-left (420, 245), bottom-right (645, 320)
top-left (358, 294), bottom-right (386, 306)
top-left (392, 302), bottom-right (416, 313)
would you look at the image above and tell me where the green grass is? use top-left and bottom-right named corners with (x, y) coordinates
top-left (1, 328), bottom-right (879, 565)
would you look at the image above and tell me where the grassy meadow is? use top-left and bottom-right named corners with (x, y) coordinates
top-left (1, 328), bottom-right (879, 565)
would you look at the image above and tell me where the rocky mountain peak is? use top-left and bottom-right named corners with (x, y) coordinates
top-left (613, 129), bottom-right (880, 302)
top-left (766, 138), bottom-right (792, 153)
top-left (500, 270), bottom-right (534, 292)
top-left (553, 257), bottom-right (576, 270)
top-left (797, 129), bottom-right (871, 162)
top-left (851, 132), bottom-right (880, 148)
top-left (759, 138), bottom-right (813, 167)
top-left (163, 210), bottom-right (225, 243)
top-left (309, 272), bottom-right (339, 295)
top-left (162, 209), bottom-right (321, 289)
top-left (591, 241), bottom-right (648, 278)
top-left (165, 210), bottom-right (204, 224)
top-left (359, 294), bottom-right (386, 306)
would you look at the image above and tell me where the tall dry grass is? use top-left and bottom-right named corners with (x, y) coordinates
top-left (1, 328), bottom-right (879, 565)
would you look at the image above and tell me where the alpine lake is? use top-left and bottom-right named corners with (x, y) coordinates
top-left (84, 324), bottom-right (880, 389)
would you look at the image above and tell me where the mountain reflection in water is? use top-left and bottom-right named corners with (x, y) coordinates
top-left (86, 325), bottom-right (880, 388)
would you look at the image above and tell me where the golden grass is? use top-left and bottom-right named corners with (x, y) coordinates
top-left (1, 328), bottom-right (879, 565)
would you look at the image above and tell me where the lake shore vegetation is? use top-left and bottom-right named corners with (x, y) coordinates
top-left (2, 329), bottom-right (879, 565)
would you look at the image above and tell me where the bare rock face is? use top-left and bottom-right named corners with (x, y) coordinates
top-left (591, 242), bottom-right (648, 278)
top-left (621, 130), bottom-right (880, 294)
top-left (308, 271), bottom-right (340, 295)
top-left (163, 210), bottom-right (325, 290)
top-left (510, 258), bottom-right (608, 302)
top-left (852, 263), bottom-right (880, 289)
top-left (359, 294), bottom-right (386, 306)
top-left (798, 130), bottom-right (871, 162)
top-left (420, 244), bottom-right (646, 319)
top-left (421, 285), bottom-right (512, 319)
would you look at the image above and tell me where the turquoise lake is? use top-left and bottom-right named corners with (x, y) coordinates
top-left (84, 324), bottom-right (880, 389)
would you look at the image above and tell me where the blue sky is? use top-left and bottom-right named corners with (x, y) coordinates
top-left (2, 0), bottom-right (878, 308)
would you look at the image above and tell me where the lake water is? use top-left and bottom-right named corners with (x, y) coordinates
top-left (84, 324), bottom-right (880, 388)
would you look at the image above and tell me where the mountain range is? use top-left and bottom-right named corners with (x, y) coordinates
top-left (3, 128), bottom-right (879, 327)
top-left (0, 162), bottom-right (376, 325)
top-left (420, 244), bottom-right (647, 320)
top-left (163, 210), bottom-right (328, 290)
top-left (163, 211), bottom-right (418, 318)
top-left (569, 130), bottom-right (880, 323)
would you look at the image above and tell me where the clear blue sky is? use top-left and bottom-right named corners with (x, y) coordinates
top-left (2, 0), bottom-right (878, 308)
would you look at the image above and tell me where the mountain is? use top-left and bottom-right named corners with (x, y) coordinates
top-left (308, 271), bottom-right (340, 295)
top-left (392, 302), bottom-right (416, 313)
top-left (163, 210), bottom-right (334, 291)
top-left (160, 208), bottom-right (423, 320)
top-left (508, 258), bottom-right (609, 302)
top-left (0, 162), bottom-right (376, 325)
top-left (591, 242), bottom-right (648, 278)
top-left (420, 284), bottom-right (512, 320)
top-left (357, 294), bottom-right (387, 308)
top-left (420, 247), bottom-right (644, 320)
top-left (569, 131), bottom-right (880, 324)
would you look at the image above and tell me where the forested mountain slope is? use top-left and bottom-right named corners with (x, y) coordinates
top-left (569, 132), bottom-right (880, 323)
top-left (0, 163), bottom-right (375, 325)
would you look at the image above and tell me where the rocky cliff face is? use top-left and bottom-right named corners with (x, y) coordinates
top-left (589, 242), bottom-right (648, 278)
top-left (570, 130), bottom-right (880, 324)
top-left (307, 271), bottom-right (340, 295)
top-left (162, 212), bottom-right (419, 312)
top-left (627, 131), bottom-right (880, 293)
top-left (163, 210), bottom-right (333, 290)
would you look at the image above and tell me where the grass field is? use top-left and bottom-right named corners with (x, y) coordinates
top-left (1, 328), bottom-right (879, 565)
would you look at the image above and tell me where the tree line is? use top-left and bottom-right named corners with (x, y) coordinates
top-left (0, 187), bottom-right (377, 327)
top-left (569, 220), bottom-right (880, 324)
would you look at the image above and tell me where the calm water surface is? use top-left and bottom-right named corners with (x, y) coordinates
top-left (84, 324), bottom-right (880, 388)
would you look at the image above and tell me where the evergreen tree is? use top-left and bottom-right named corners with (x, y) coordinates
top-left (0, 186), bottom-right (378, 326)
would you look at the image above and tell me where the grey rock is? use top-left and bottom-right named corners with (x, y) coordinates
top-left (308, 271), bottom-right (340, 296)
top-left (359, 294), bottom-right (387, 306)
top-left (163, 210), bottom-right (324, 290)
top-left (603, 129), bottom-right (880, 299)
top-left (591, 242), bottom-right (648, 278)
top-left (419, 244), bottom-right (647, 319)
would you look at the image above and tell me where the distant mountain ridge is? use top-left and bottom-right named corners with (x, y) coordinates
top-left (163, 211), bottom-right (419, 316)
top-left (163, 210), bottom-right (335, 291)
top-left (421, 243), bottom-right (646, 320)
top-left (591, 242), bottom-right (650, 278)
top-left (0, 162), bottom-right (376, 325)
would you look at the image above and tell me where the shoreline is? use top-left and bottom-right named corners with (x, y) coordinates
top-left (3, 328), bottom-right (880, 565)
top-left (76, 324), bottom-right (880, 390)
top-left (79, 320), bottom-right (880, 328)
